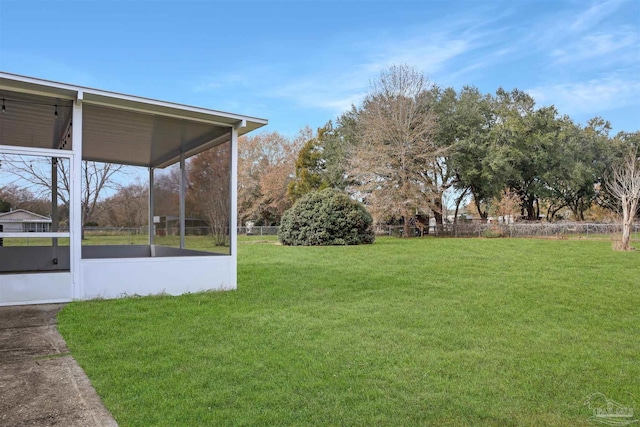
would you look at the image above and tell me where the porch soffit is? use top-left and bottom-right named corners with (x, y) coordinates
top-left (0, 72), bottom-right (267, 168)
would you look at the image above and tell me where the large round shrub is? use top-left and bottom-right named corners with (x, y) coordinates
top-left (278, 189), bottom-right (375, 246)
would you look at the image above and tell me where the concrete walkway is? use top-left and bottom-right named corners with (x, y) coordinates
top-left (0, 304), bottom-right (118, 427)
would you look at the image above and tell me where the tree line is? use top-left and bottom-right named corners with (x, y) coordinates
top-left (3, 65), bottom-right (638, 245)
top-left (240, 65), bottom-right (639, 237)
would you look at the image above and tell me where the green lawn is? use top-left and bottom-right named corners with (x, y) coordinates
top-left (82, 234), bottom-right (230, 254)
top-left (3, 234), bottom-right (229, 254)
top-left (57, 237), bottom-right (639, 426)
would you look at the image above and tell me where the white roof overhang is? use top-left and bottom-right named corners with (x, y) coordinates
top-left (0, 72), bottom-right (267, 168)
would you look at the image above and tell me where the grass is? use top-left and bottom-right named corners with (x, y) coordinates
top-left (57, 237), bottom-right (639, 426)
top-left (2, 234), bottom-right (229, 254)
top-left (82, 234), bottom-right (230, 254)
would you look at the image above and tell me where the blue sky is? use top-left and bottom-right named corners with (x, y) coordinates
top-left (1, 0), bottom-right (638, 138)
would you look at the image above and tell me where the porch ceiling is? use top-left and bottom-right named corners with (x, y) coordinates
top-left (0, 72), bottom-right (267, 168)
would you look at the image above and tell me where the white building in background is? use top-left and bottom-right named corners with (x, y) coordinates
top-left (0, 72), bottom-right (267, 306)
top-left (0, 209), bottom-right (52, 233)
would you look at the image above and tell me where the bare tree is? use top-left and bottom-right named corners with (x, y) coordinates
top-left (188, 142), bottom-right (231, 246)
top-left (98, 180), bottom-right (148, 227)
top-left (237, 130), bottom-right (304, 226)
top-left (349, 65), bottom-right (440, 237)
top-left (0, 154), bottom-right (128, 228)
top-left (606, 150), bottom-right (640, 251)
top-left (0, 184), bottom-right (51, 216)
top-left (153, 167), bottom-right (181, 218)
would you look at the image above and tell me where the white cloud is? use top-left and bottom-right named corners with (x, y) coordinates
top-left (527, 75), bottom-right (640, 115)
top-left (441, 47), bottom-right (516, 86)
top-left (190, 1), bottom-right (638, 129)
top-left (190, 4), bottom-right (518, 118)
top-left (362, 37), bottom-right (471, 76)
top-left (266, 75), bottom-right (367, 115)
top-left (550, 27), bottom-right (639, 65)
top-left (262, 24), bottom-right (494, 113)
top-left (569, 0), bottom-right (627, 33)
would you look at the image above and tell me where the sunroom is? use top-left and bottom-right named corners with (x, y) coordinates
top-left (0, 72), bottom-right (267, 306)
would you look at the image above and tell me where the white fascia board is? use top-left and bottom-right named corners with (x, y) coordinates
top-left (0, 72), bottom-right (78, 100)
top-left (82, 91), bottom-right (267, 129)
top-left (0, 72), bottom-right (268, 130)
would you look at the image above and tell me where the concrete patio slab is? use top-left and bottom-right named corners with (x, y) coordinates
top-left (0, 304), bottom-right (117, 427)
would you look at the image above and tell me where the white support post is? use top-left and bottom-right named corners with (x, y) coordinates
top-left (230, 125), bottom-right (240, 256)
top-left (51, 159), bottom-right (58, 232)
top-left (70, 92), bottom-right (83, 299)
top-left (179, 153), bottom-right (186, 249)
top-left (148, 167), bottom-right (154, 245)
top-left (229, 125), bottom-right (240, 290)
top-left (51, 157), bottom-right (58, 261)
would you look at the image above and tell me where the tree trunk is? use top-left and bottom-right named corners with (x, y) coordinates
top-left (453, 188), bottom-right (469, 226)
top-left (525, 198), bottom-right (535, 221)
top-left (526, 205), bottom-right (534, 221)
top-left (423, 215), bottom-right (430, 235)
top-left (548, 205), bottom-right (563, 222)
top-left (474, 197), bottom-right (484, 219)
top-left (433, 197), bottom-right (443, 225)
top-left (402, 214), bottom-right (411, 238)
top-left (621, 222), bottom-right (631, 250)
top-left (620, 204), bottom-right (632, 251)
top-left (433, 210), bottom-right (443, 226)
top-left (453, 206), bottom-right (459, 225)
top-left (471, 188), bottom-right (487, 219)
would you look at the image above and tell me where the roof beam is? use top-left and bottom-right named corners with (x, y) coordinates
top-left (152, 129), bottom-right (231, 169)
